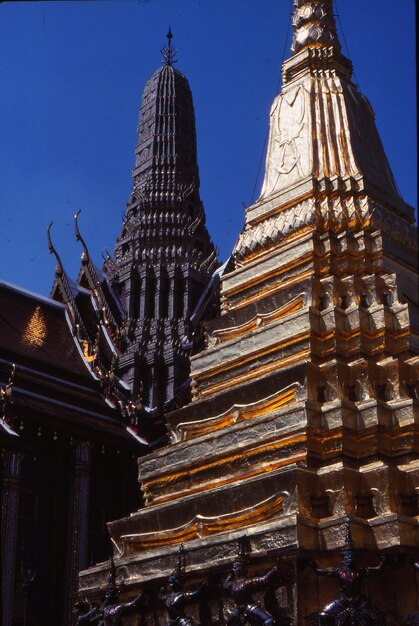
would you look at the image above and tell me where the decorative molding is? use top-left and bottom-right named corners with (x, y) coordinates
top-left (175, 382), bottom-right (301, 442)
top-left (209, 294), bottom-right (306, 346)
top-left (119, 492), bottom-right (286, 552)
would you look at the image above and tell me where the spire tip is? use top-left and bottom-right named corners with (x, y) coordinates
top-left (161, 26), bottom-right (177, 66)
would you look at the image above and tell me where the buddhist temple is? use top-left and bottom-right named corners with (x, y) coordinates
top-left (77, 1), bottom-right (419, 624)
top-left (1, 2), bottom-right (418, 625)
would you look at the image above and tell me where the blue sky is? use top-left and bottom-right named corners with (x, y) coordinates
top-left (0, 0), bottom-right (416, 296)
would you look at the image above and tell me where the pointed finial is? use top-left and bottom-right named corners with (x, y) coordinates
top-left (291, 0), bottom-right (341, 55)
top-left (47, 222), bottom-right (65, 276)
top-left (74, 210), bottom-right (90, 264)
top-left (161, 27), bottom-right (177, 66)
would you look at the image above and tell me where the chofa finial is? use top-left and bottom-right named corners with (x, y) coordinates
top-left (47, 222), bottom-right (65, 276)
top-left (74, 209), bottom-right (90, 264)
top-left (161, 27), bottom-right (177, 66)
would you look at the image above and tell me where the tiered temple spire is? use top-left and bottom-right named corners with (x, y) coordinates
top-left (104, 32), bottom-right (218, 407)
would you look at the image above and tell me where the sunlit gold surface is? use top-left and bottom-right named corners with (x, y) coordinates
top-left (120, 493), bottom-right (285, 550)
top-left (177, 383), bottom-right (300, 441)
top-left (143, 432), bottom-right (307, 504)
top-left (212, 295), bottom-right (305, 344)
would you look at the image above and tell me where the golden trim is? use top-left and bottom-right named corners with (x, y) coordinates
top-left (143, 432), bottom-right (306, 500)
top-left (238, 226), bottom-right (313, 266)
top-left (177, 383), bottom-right (300, 441)
top-left (213, 294), bottom-right (305, 344)
top-left (194, 330), bottom-right (310, 382)
top-left (146, 451), bottom-right (306, 506)
top-left (225, 270), bottom-right (313, 312)
top-left (121, 493), bottom-right (285, 550)
top-left (246, 190), bottom-right (315, 228)
top-left (198, 348), bottom-right (310, 399)
top-left (223, 251), bottom-right (313, 299)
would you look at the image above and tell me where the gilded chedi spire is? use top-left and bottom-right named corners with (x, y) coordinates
top-left (260, 0), bottom-right (408, 220)
top-left (291, 0), bottom-right (340, 54)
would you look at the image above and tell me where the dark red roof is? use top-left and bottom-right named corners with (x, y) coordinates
top-left (0, 281), bottom-right (92, 379)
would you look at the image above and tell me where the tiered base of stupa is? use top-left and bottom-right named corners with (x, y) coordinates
top-left (79, 187), bottom-right (418, 623)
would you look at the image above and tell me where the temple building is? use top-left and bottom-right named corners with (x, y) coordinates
top-left (1, 2), bottom-right (418, 625)
top-left (78, 1), bottom-right (419, 624)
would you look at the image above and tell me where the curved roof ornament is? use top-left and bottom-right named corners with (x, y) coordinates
top-left (74, 209), bottom-right (90, 264)
top-left (47, 222), bottom-right (65, 276)
top-left (161, 27), bottom-right (177, 66)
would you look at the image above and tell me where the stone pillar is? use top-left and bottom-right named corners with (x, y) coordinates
top-left (1, 449), bottom-right (24, 626)
top-left (168, 270), bottom-right (175, 318)
top-left (63, 440), bottom-right (91, 626)
top-left (155, 271), bottom-right (162, 318)
top-left (139, 268), bottom-right (147, 319)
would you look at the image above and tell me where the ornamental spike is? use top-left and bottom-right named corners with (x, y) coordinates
top-left (161, 27), bottom-right (177, 66)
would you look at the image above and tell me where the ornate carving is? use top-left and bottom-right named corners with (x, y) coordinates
top-left (0, 364), bottom-right (15, 422)
top-left (308, 524), bottom-right (387, 625)
top-left (223, 538), bottom-right (290, 626)
top-left (101, 558), bottom-right (146, 625)
top-left (235, 198), bottom-right (315, 259)
top-left (291, 1), bottom-right (341, 54)
top-left (161, 546), bottom-right (207, 626)
top-left (260, 85), bottom-right (311, 198)
top-left (175, 383), bottom-right (301, 442)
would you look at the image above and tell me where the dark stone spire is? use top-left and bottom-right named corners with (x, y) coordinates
top-left (106, 34), bottom-right (218, 408)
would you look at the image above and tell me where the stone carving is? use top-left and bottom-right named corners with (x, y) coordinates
top-left (102, 559), bottom-right (147, 626)
top-left (308, 525), bottom-right (386, 625)
top-left (223, 538), bottom-right (289, 626)
top-left (161, 546), bottom-right (207, 626)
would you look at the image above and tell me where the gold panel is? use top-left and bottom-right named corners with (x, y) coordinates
top-left (195, 329), bottom-right (310, 383)
top-left (223, 251), bottom-right (313, 300)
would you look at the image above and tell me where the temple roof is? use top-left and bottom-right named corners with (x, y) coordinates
top-left (0, 280), bottom-right (92, 379)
